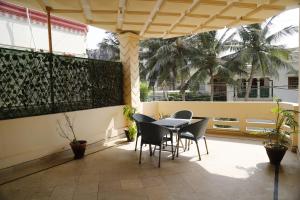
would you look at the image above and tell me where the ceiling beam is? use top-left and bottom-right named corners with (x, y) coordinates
top-left (176, 24), bottom-right (197, 28)
top-left (117, 0), bottom-right (126, 30)
top-left (91, 10), bottom-right (118, 14)
top-left (90, 21), bottom-right (115, 25)
top-left (227, 3), bottom-right (285, 28)
top-left (162, 0), bottom-right (201, 38)
top-left (192, 1), bottom-right (247, 34)
top-left (80, 0), bottom-right (93, 22)
top-left (126, 11), bottom-right (150, 15)
top-left (140, 0), bottom-right (165, 37)
top-left (123, 22), bottom-right (144, 25)
top-left (157, 12), bottom-right (180, 17)
top-left (51, 9), bottom-right (82, 14)
top-left (145, 31), bottom-right (164, 34)
top-left (186, 13), bottom-right (210, 19)
top-left (36, 0), bottom-right (48, 12)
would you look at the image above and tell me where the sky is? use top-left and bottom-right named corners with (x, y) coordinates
top-left (86, 8), bottom-right (299, 50)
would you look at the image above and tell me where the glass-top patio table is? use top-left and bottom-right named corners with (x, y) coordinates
top-left (153, 118), bottom-right (190, 129)
top-left (152, 118), bottom-right (191, 158)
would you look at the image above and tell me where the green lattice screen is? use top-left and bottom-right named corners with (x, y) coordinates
top-left (0, 47), bottom-right (123, 120)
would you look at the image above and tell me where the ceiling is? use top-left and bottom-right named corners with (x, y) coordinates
top-left (6, 0), bottom-right (300, 39)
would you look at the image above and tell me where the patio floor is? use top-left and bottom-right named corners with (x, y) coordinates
top-left (0, 136), bottom-right (299, 200)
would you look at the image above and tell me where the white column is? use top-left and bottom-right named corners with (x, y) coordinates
top-left (118, 32), bottom-right (141, 110)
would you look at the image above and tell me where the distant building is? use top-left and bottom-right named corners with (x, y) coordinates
top-left (0, 1), bottom-right (88, 56)
top-left (227, 48), bottom-right (299, 103)
top-left (150, 48), bottom-right (299, 103)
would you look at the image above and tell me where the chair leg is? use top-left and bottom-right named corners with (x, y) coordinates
top-left (139, 143), bottom-right (143, 164)
top-left (171, 137), bottom-right (174, 160)
top-left (195, 140), bottom-right (201, 161)
top-left (204, 136), bottom-right (208, 154)
top-left (184, 139), bottom-right (187, 152)
top-left (158, 144), bottom-right (162, 168)
top-left (180, 138), bottom-right (184, 148)
top-left (149, 144), bottom-right (152, 156)
top-left (176, 135), bottom-right (180, 157)
top-left (188, 140), bottom-right (190, 150)
top-left (135, 135), bottom-right (139, 151)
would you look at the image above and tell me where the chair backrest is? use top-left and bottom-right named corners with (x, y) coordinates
top-left (172, 110), bottom-right (193, 119)
top-left (139, 122), bottom-right (170, 145)
top-left (180, 118), bottom-right (209, 138)
top-left (132, 114), bottom-right (156, 136)
top-left (132, 113), bottom-right (156, 123)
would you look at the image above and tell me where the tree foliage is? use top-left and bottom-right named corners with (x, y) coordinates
top-left (225, 19), bottom-right (298, 100)
top-left (87, 32), bottom-right (120, 61)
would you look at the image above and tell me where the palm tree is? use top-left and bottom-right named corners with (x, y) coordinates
top-left (140, 37), bottom-right (192, 100)
top-left (87, 32), bottom-right (119, 61)
top-left (184, 30), bottom-right (245, 101)
top-left (226, 19), bottom-right (298, 101)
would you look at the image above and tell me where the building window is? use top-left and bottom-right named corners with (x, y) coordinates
top-left (288, 77), bottom-right (298, 89)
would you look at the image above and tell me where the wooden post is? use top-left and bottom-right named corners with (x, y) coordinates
top-left (46, 6), bottom-right (53, 53)
top-left (46, 6), bottom-right (54, 111)
top-left (298, 6), bottom-right (300, 156)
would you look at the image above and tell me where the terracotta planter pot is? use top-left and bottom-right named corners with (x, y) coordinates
top-left (70, 140), bottom-right (87, 159)
top-left (264, 143), bottom-right (287, 165)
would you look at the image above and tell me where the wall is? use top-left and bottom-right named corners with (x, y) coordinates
top-left (141, 102), bottom-right (159, 119)
top-left (143, 101), bottom-right (298, 143)
top-left (1, 101), bottom-right (298, 169)
top-left (273, 68), bottom-right (298, 103)
top-left (0, 13), bottom-right (87, 56)
top-left (0, 106), bottom-right (125, 169)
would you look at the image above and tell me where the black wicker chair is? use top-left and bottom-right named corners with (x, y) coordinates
top-left (176, 118), bottom-right (209, 160)
top-left (132, 114), bottom-right (156, 152)
top-left (171, 110), bottom-right (193, 119)
top-left (139, 122), bottom-right (173, 167)
top-left (168, 110), bottom-right (193, 149)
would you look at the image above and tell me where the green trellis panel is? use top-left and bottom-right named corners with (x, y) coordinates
top-left (0, 47), bottom-right (123, 120)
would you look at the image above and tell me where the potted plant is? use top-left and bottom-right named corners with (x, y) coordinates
top-left (262, 98), bottom-right (298, 165)
top-left (57, 113), bottom-right (87, 159)
top-left (123, 105), bottom-right (137, 142)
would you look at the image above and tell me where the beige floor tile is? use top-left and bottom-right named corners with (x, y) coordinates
top-left (73, 192), bottom-right (98, 200)
top-left (49, 185), bottom-right (75, 200)
top-left (75, 182), bottom-right (99, 194)
top-left (0, 136), bottom-right (299, 200)
top-left (141, 176), bottom-right (165, 188)
top-left (99, 180), bottom-right (122, 192)
top-left (100, 189), bottom-right (148, 200)
top-left (120, 178), bottom-right (143, 190)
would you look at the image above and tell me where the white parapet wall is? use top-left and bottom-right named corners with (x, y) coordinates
top-left (1, 101), bottom-right (298, 169)
top-left (142, 101), bottom-right (298, 145)
top-left (0, 106), bottom-right (126, 169)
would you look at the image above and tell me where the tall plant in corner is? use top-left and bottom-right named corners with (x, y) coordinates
top-left (57, 113), bottom-right (87, 159)
top-left (263, 98), bottom-right (298, 165)
top-left (123, 105), bottom-right (137, 142)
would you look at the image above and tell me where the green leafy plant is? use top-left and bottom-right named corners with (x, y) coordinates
top-left (140, 82), bottom-right (150, 102)
top-left (123, 105), bottom-right (136, 122)
top-left (128, 124), bottom-right (137, 140)
top-left (123, 105), bottom-right (137, 140)
top-left (265, 98), bottom-right (298, 146)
